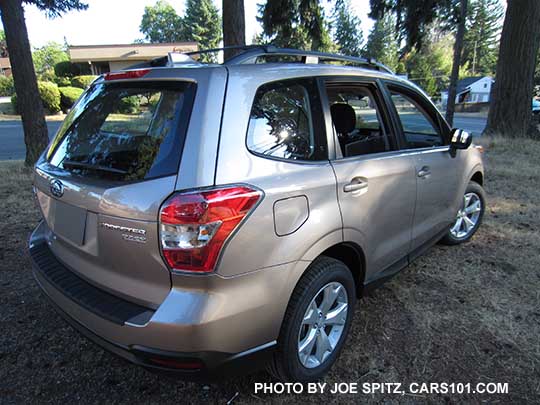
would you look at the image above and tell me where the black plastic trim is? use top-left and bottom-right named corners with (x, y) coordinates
top-left (29, 240), bottom-right (154, 326)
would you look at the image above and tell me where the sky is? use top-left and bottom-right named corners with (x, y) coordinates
top-left (9, 0), bottom-right (374, 49)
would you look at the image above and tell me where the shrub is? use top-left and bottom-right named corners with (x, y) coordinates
top-left (59, 86), bottom-right (84, 112)
top-left (0, 75), bottom-right (14, 97)
top-left (38, 81), bottom-right (61, 113)
top-left (53, 76), bottom-right (72, 87)
top-left (11, 81), bottom-right (61, 114)
top-left (54, 61), bottom-right (83, 78)
top-left (71, 75), bottom-right (97, 89)
top-left (117, 96), bottom-right (141, 114)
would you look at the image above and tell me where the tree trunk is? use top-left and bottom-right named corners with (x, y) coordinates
top-left (222, 0), bottom-right (245, 61)
top-left (484, 0), bottom-right (540, 138)
top-left (0, 0), bottom-right (48, 166)
top-left (445, 0), bottom-right (468, 126)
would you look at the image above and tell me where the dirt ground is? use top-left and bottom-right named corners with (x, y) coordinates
top-left (0, 136), bottom-right (539, 404)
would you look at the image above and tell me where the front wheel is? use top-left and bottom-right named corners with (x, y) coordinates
top-left (441, 181), bottom-right (485, 245)
top-left (268, 256), bottom-right (356, 382)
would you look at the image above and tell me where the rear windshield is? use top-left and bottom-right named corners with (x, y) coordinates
top-left (47, 81), bottom-right (196, 181)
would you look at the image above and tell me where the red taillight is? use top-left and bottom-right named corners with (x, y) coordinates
top-left (159, 186), bottom-right (262, 273)
top-left (104, 69), bottom-right (151, 81)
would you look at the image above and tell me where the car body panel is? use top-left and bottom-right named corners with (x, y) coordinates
top-left (28, 59), bottom-right (485, 377)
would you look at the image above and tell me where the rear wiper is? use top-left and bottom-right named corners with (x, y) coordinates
top-left (62, 160), bottom-right (128, 175)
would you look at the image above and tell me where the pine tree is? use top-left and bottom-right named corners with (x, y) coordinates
top-left (462, 0), bottom-right (504, 75)
top-left (184, 0), bottom-right (222, 62)
top-left (332, 0), bottom-right (363, 56)
top-left (406, 31), bottom-right (454, 97)
top-left (363, 14), bottom-right (399, 71)
top-left (257, 0), bottom-right (334, 52)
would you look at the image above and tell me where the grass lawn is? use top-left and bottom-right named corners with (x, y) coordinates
top-left (0, 136), bottom-right (539, 403)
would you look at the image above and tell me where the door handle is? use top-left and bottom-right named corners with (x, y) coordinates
top-left (417, 166), bottom-right (431, 178)
top-left (344, 178), bottom-right (368, 193)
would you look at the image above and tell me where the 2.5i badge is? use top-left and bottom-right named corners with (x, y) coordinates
top-left (99, 222), bottom-right (147, 244)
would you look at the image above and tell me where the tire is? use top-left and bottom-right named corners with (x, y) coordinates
top-left (268, 256), bottom-right (356, 382)
top-left (440, 181), bottom-right (485, 245)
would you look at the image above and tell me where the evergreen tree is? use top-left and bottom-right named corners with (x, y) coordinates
top-left (364, 14), bottom-right (399, 71)
top-left (406, 31), bottom-right (454, 97)
top-left (462, 0), bottom-right (504, 75)
top-left (332, 0), bottom-right (363, 56)
top-left (184, 0), bottom-right (222, 62)
top-left (257, 0), bottom-right (334, 52)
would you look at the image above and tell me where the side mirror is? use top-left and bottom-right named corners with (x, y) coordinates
top-left (449, 128), bottom-right (472, 156)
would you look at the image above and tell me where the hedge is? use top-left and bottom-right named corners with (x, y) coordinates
top-left (59, 86), bottom-right (84, 112)
top-left (71, 75), bottom-right (97, 89)
top-left (0, 76), bottom-right (14, 97)
top-left (11, 81), bottom-right (61, 114)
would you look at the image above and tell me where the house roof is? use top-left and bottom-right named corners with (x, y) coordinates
top-left (68, 42), bottom-right (198, 63)
top-left (456, 76), bottom-right (485, 95)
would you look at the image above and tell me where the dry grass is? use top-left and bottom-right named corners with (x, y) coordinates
top-left (0, 137), bottom-right (539, 404)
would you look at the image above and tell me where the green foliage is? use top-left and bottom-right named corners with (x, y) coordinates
top-left (32, 41), bottom-right (69, 80)
top-left (139, 0), bottom-right (187, 43)
top-left (58, 86), bottom-right (84, 112)
top-left (53, 75), bottom-right (72, 87)
top-left (257, 0), bottom-right (335, 52)
top-left (37, 81), bottom-right (61, 113)
top-left (12, 81), bottom-right (61, 114)
top-left (184, 0), bottom-right (222, 62)
top-left (54, 60), bottom-right (83, 77)
top-left (332, 0), bottom-right (363, 56)
top-left (369, 0), bottom-right (455, 53)
top-left (406, 32), bottom-right (453, 97)
top-left (117, 96), bottom-right (141, 114)
top-left (29, 0), bottom-right (88, 18)
top-left (71, 75), bottom-right (97, 89)
top-left (0, 75), bottom-right (15, 97)
top-left (462, 0), bottom-right (504, 76)
top-left (364, 14), bottom-right (399, 71)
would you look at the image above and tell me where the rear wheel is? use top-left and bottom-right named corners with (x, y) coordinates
top-left (441, 181), bottom-right (485, 245)
top-left (268, 256), bottom-right (356, 382)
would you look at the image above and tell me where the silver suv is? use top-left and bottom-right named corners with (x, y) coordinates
top-left (29, 47), bottom-right (485, 382)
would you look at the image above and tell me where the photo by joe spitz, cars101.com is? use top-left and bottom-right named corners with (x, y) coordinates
top-left (29, 46), bottom-right (486, 383)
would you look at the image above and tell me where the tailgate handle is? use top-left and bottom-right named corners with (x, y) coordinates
top-left (344, 178), bottom-right (368, 193)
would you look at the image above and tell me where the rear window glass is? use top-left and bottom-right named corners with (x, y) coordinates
top-left (47, 81), bottom-right (196, 181)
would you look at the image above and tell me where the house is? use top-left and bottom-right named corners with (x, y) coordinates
top-left (441, 76), bottom-right (493, 106)
top-left (68, 42), bottom-right (198, 75)
top-left (0, 57), bottom-right (11, 77)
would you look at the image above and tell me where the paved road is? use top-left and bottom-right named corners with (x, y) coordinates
top-left (0, 115), bottom-right (487, 161)
top-left (0, 121), bottom-right (62, 160)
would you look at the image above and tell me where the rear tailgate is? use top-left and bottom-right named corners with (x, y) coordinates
top-left (32, 69), bottom-right (225, 307)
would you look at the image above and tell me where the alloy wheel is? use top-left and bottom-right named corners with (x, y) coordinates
top-left (297, 281), bottom-right (348, 368)
top-left (450, 192), bottom-right (482, 239)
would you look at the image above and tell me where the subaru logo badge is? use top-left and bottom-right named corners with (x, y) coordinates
top-left (50, 179), bottom-right (64, 198)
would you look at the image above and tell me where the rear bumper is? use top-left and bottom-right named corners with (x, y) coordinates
top-left (28, 221), bottom-right (287, 380)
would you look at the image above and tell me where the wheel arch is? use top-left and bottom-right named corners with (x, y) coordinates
top-left (320, 242), bottom-right (366, 298)
top-left (470, 171), bottom-right (483, 186)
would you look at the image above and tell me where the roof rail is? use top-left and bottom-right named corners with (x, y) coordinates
top-left (224, 46), bottom-right (395, 74)
top-left (127, 45), bottom-right (394, 75)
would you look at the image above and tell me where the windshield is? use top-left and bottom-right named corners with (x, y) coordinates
top-left (47, 81), bottom-right (196, 181)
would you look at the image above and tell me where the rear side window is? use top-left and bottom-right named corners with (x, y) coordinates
top-left (247, 79), bottom-right (327, 161)
top-left (47, 81), bottom-right (196, 181)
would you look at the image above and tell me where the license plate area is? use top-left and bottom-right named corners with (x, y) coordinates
top-left (36, 190), bottom-right (87, 246)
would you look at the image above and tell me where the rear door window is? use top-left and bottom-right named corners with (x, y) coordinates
top-left (47, 81), bottom-right (196, 181)
top-left (246, 79), bottom-right (327, 161)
